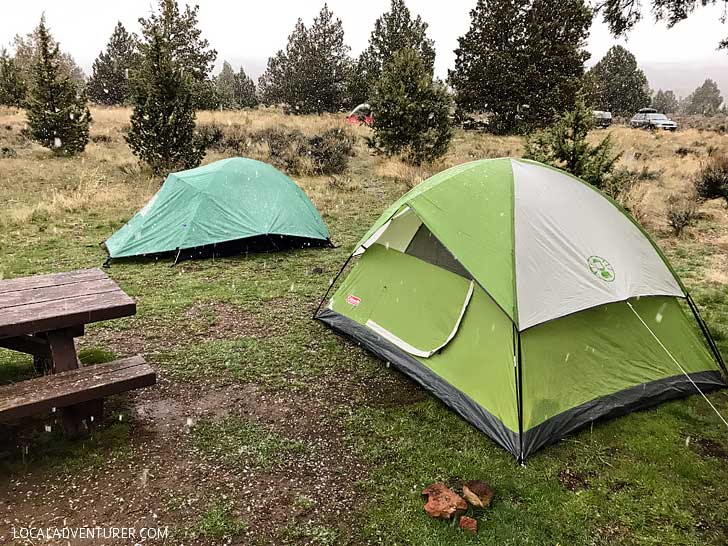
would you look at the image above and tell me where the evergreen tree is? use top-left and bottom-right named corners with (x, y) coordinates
top-left (652, 89), bottom-right (678, 114)
top-left (369, 47), bottom-right (453, 165)
top-left (87, 22), bottom-right (137, 105)
top-left (235, 67), bottom-right (258, 108)
top-left (25, 16), bottom-right (91, 155)
top-left (259, 4), bottom-right (350, 114)
top-left (0, 49), bottom-right (26, 107)
top-left (684, 79), bottom-right (723, 115)
top-left (138, 0), bottom-right (217, 109)
top-left (355, 0), bottom-right (435, 102)
top-left (449, 0), bottom-right (591, 134)
top-left (524, 99), bottom-right (620, 190)
top-left (587, 46), bottom-right (651, 117)
top-left (126, 28), bottom-right (204, 174)
top-left (215, 61), bottom-right (238, 109)
top-left (11, 30), bottom-right (85, 90)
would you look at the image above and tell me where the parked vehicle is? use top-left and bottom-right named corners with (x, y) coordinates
top-left (593, 110), bottom-right (612, 128)
top-left (346, 103), bottom-right (373, 126)
top-left (630, 108), bottom-right (678, 131)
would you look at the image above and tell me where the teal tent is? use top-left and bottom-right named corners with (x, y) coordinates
top-left (105, 158), bottom-right (331, 261)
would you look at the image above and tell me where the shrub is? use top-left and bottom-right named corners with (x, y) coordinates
top-left (666, 194), bottom-right (698, 236)
top-left (90, 134), bottom-right (113, 144)
top-left (694, 154), bottom-right (728, 206)
top-left (307, 128), bottom-right (354, 175)
top-left (255, 127), bottom-right (308, 174)
top-left (524, 99), bottom-right (621, 190)
top-left (1, 146), bottom-right (17, 158)
top-left (196, 123), bottom-right (225, 150)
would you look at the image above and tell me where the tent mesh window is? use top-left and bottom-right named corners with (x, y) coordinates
top-left (404, 224), bottom-right (472, 279)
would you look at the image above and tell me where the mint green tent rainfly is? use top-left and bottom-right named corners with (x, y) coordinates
top-left (105, 158), bottom-right (331, 261)
top-left (316, 158), bottom-right (726, 461)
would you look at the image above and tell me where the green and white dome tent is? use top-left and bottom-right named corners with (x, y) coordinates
top-left (316, 158), bottom-right (726, 461)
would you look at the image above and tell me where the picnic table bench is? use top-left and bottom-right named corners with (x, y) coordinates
top-left (0, 269), bottom-right (155, 433)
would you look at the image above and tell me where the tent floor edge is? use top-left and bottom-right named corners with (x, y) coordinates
top-left (109, 234), bottom-right (331, 263)
top-left (315, 308), bottom-right (522, 460)
top-left (521, 370), bottom-right (727, 459)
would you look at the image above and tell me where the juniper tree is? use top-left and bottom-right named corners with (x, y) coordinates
top-left (214, 64), bottom-right (258, 109)
top-left (684, 79), bottom-right (723, 115)
top-left (87, 22), bottom-right (137, 105)
top-left (449, 0), bottom-right (591, 134)
top-left (524, 100), bottom-right (621, 190)
top-left (259, 4), bottom-right (349, 114)
top-left (25, 16), bottom-right (91, 155)
top-left (235, 67), bottom-right (258, 108)
top-left (11, 29), bottom-right (85, 91)
top-left (652, 89), bottom-right (679, 114)
top-left (587, 46), bottom-right (651, 116)
top-left (369, 47), bottom-right (452, 165)
top-left (138, 0), bottom-right (217, 109)
top-left (215, 61), bottom-right (238, 109)
top-left (0, 49), bottom-right (26, 107)
top-left (354, 0), bottom-right (435, 103)
top-left (126, 29), bottom-right (204, 174)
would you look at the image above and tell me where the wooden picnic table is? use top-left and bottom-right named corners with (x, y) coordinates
top-left (0, 269), bottom-right (155, 433)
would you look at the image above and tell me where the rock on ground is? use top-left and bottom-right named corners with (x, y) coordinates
top-left (422, 482), bottom-right (467, 519)
top-left (462, 479), bottom-right (494, 508)
top-left (460, 515), bottom-right (478, 535)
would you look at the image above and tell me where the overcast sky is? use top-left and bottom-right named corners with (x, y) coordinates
top-left (2, 0), bottom-right (727, 98)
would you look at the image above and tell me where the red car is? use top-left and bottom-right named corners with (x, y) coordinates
top-left (346, 103), bottom-right (373, 126)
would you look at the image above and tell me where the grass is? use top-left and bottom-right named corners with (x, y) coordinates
top-left (1, 106), bottom-right (727, 545)
top-left (192, 416), bottom-right (306, 470)
top-left (182, 498), bottom-right (248, 540)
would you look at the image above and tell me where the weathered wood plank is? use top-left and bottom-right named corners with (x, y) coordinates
top-left (0, 291), bottom-right (136, 338)
top-left (0, 356), bottom-right (156, 422)
top-left (0, 335), bottom-right (50, 357)
top-left (0, 278), bottom-right (120, 309)
top-left (0, 269), bottom-right (106, 294)
top-left (47, 329), bottom-right (79, 372)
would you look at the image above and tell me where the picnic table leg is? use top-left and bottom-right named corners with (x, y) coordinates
top-left (46, 329), bottom-right (87, 434)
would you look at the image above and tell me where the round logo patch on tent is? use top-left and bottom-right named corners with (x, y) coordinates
top-left (587, 256), bottom-right (615, 282)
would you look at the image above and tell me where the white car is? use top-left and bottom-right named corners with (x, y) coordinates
top-left (630, 108), bottom-right (678, 131)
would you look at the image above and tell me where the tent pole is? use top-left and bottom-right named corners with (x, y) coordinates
top-left (517, 329), bottom-right (524, 465)
top-left (512, 324), bottom-right (525, 464)
top-left (686, 292), bottom-right (726, 375)
top-left (313, 253), bottom-right (353, 319)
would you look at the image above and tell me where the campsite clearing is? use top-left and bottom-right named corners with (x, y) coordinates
top-left (0, 106), bottom-right (727, 545)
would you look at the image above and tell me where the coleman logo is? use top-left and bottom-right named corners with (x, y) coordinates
top-left (346, 294), bottom-right (361, 306)
top-left (588, 256), bottom-right (615, 282)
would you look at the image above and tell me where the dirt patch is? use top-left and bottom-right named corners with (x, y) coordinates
top-left (184, 301), bottom-right (275, 339)
top-left (0, 366), bottom-right (369, 546)
top-left (558, 467), bottom-right (589, 492)
top-left (84, 301), bottom-right (279, 357)
top-left (692, 436), bottom-right (728, 460)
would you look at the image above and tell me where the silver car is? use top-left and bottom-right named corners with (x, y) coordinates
top-left (630, 108), bottom-right (678, 131)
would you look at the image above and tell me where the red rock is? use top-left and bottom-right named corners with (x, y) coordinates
top-left (460, 515), bottom-right (478, 535)
top-left (422, 482), bottom-right (467, 519)
top-left (462, 480), bottom-right (494, 508)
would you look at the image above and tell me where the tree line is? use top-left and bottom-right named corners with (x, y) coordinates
top-left (0, 0), bottom-right (725, 170)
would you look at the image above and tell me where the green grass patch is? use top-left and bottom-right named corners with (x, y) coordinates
top-left (181, 498), bottom-right (247, 540)
top-left (278, 520), bottom-right (339, 546)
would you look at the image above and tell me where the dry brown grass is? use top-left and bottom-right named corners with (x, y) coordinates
top-left (2, 106), bottom-right (727, 283)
